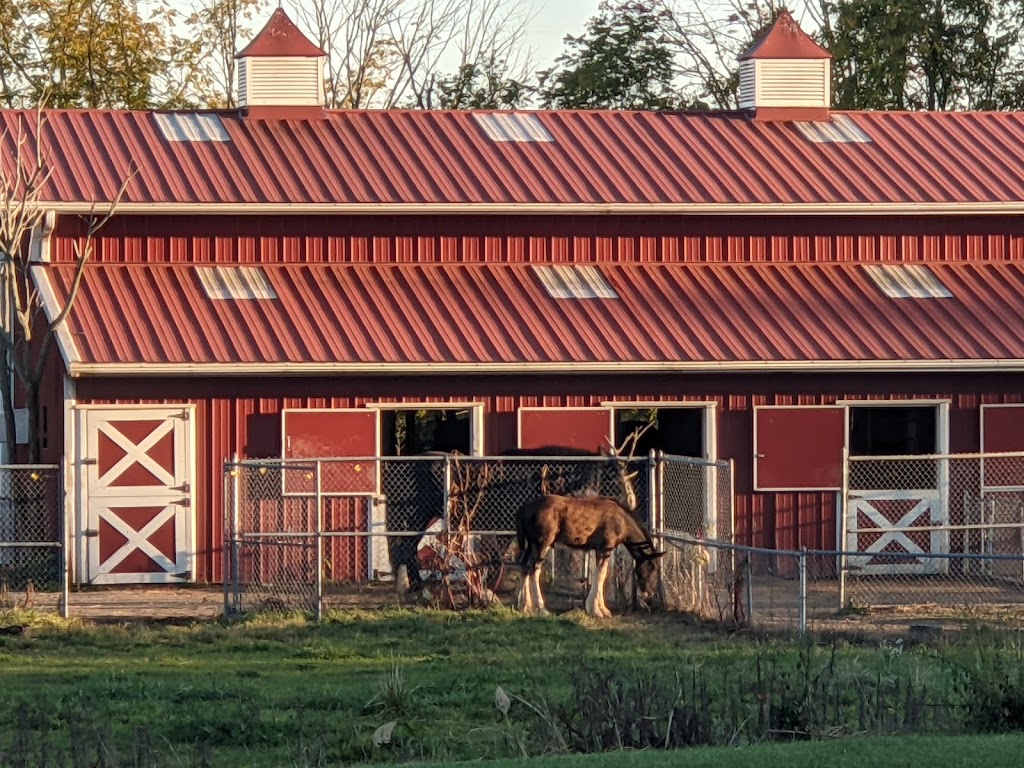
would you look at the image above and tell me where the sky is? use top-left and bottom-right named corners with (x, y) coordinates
top-left (524, 0), bottom-right (602, 66)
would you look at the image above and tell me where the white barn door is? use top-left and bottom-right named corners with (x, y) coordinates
top-left (77, 406), bottom-right (195, 584)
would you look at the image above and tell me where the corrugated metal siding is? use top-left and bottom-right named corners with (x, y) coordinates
top-left (59, 375), bottom-right (1024, 582)
top-left (52, 214), bottom-right (1024, 264)
top-left (10, 108), bottom-right (1024, 205)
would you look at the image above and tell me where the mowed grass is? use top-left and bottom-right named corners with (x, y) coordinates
top-left (366, 734), bottom-right (1024, 768)
top-left (0, 606), bottom-right (1022, 766)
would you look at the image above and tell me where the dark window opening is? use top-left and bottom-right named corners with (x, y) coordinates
top-left (380, 409), bottom-right (471, 456)
top-left (615, 407), bottom-right (704, 459)
top-left (849, 406), bottom-right (938, 490)
top-left (850, 406), bottom-right (936, 456)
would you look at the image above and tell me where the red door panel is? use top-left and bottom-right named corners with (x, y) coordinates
top-left (283, 409), bottom-right (378, 494)
top-left (755, 406), bottom-right (845, 491)
top-left (980, 405), bottom-right (1024, 489)
top-left (518, 408), bottom-right (613, 453)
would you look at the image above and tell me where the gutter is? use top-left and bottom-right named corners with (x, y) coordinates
top-left (67, 358), bottom-right (1024, 377)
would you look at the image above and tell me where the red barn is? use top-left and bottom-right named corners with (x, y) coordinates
top-left (7, 10), bottom-right (1024, 585)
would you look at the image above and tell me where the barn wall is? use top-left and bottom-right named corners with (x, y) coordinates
top-left (58, 373), bottom-right (1024, 583)
top-left (50, 214), bottom-right (1024, 264)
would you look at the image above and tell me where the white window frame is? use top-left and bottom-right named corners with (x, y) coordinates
top-left (364, 401), bottom-right (485, 456)
top-left (839, 399), bottom-right (950, 457)
top-left (600, 401), bottom-right (717, 460)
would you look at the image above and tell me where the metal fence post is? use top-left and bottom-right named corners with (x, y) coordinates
top-left (223, 456), bottom-right (235, 616)
top-left (744, 555), bottom-right (753, 626)
top-left (442, 453), bottom-right (452, 535)
top-left (799, 546), bottom-right (808, 636)
top-left (231, 457), bottom-right (241, 615)
top-left (59, 458), bottom-right (69, 619)
top-left (839, 447), bottom-right (849, 610)
top-left (315, 460), bottom-right (324, 622)
top-left (728, 459), bottom-right (736, 576)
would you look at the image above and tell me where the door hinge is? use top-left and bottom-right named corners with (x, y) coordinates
top-left (170, 482), bottom-right (190, 493)
top-left (168, 570), bottom-right (192, 580)
top-left (83, 529), bottom-right (99, 537)
top-left (178, 409), bottom-right (190, 421)
top-left (172, 497), bottom-right (191, 507)
top-left (81, 458), bottom-right (97, 466)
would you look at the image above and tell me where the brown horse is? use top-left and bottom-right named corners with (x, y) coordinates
top-left (515, 493), bottom-right (663, 618)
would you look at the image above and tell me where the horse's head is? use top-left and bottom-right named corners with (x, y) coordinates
top-left (629, 541), bottom-right (665, 606)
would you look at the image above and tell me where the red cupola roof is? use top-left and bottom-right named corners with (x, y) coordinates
top-left (236, 7), bottom-right (325, 59)
top-left (739, 10), bottom-right (830, 61)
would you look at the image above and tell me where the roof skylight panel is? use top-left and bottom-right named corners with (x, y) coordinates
top-left (197, 267), bottom-right (277, 300)
top-left (864, 264), bottom-right (951, 298)
top-left (533, 265), bottom-right (618, 299)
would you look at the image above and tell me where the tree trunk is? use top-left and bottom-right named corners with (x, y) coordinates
top-left (26, 382), bottom-right (40, 464)
top-left (0, 349), bottom-right (16, 462)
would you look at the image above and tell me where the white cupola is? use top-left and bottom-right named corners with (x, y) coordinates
top-left (236, 8), bottom-right (327, 118)
top-left (737, 10), bottom-right (831, 122)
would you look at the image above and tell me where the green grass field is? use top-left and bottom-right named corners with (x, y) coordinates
top-left (1, 607), bottom-right (1023, 767)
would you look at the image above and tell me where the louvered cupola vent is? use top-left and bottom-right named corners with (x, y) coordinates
top-left (737, 11), bottom-right (831, 122)
top-left (235, 8), bottom-right (327, 119)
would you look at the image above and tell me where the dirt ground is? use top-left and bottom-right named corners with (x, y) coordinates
top-left (3, 575), bottom-right (1022, 642)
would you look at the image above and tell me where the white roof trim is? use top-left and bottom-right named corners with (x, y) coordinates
top-left (66, 358), bottom-right (1024, 377)
top-left (38, 201), bottom-right (1024, 216)
top-left (31, 265), bottom-right (80, 370)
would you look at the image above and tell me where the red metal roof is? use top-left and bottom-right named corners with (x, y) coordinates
top-left (39, 261), bottom-right (1024, 374)
top-left (236, 8), bottom-right (325, 58)
top-left (5, 108), bottom-right (1024, 209)
top-left (739, 11), bottom-right (831, 60)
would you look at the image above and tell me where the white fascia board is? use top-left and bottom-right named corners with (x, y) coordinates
top-left (39, 201), bottom-right (1024, 216)
top-left (68, 358), bottom-right (1024, 377)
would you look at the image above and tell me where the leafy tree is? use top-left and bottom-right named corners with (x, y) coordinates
top-left (433, 58), bottom-right (531, 108)
top-left (0, 0), bottom-right (199, 109)
top-left (187, 0), bottom-right (268, 108)
top-left (659, 0), bottom-right (793, 110)
top-left (539, 0), bottom-right (678, 110)
top-left (822, 0), bottom-right (1022, 110)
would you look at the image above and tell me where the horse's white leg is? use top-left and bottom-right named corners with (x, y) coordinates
top-left (530, 559), bottom-right (549, 616)
top-left (584, 550), bottom-right (600, 617)
top-left (594, 553), bottom-right (613, 618)
top-left (517, 568), bottom-right (532, 613)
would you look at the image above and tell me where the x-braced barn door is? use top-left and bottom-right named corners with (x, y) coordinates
top-left (78, 406), bottom-right (195, 584)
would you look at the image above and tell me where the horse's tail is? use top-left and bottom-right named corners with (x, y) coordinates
top-left (514, 506), bottom-right (527, 568)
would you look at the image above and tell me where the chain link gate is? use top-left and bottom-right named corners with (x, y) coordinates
top-left (655, 456), bottom-right (734, 618)
top-left (841, 451), bottom-right (1024, 612)
top-left (0, 464), bottom-right (66, 616)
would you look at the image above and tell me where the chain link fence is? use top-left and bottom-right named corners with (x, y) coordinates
top-left (225, 452), bottom-right (697, 617)
top-left (0, 464), bottom-right (65, 615)
top-left (841, 451), bottom-right (1024, 615)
